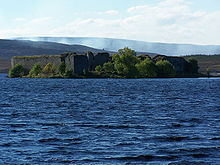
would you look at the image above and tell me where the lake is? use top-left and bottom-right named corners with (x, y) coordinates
top-left (0, 73), bottom-right (219, 164)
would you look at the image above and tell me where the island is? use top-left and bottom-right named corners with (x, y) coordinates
top-left (9, 47), bottom-right (199, 78)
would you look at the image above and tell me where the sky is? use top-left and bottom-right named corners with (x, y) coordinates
top-left (0, 0), bottom-right (220, 45)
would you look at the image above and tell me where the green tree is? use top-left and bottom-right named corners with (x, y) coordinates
top-left (42, 63), bottom-right (53, 75)
top-left (9, 64), bottom-right (25, 78)
top-left (112, 47), bottom-right (139, 77)
top-left (206, 67), bottom-right (210, 77)
top-left (52, 64), bottom-right (56, 75)
top-left (103, 62), bottom-right (114, 73)
top-left (156, 60), bottom-right (176, 77)
top-left (136, 58), bottom-right (157, 77)
top-left (28, 63), bottom-right (42, 78)
top-left (95, 65), bottom-right (102, 72)
top-left (118, 47), bottom-right (136, 57)
top-left (58, 62), bottom-right (66, 76)
top-left (187, 58), bottom-right (199, 75)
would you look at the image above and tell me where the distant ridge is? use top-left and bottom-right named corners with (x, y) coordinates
top-left (0, 39), bottom-right (109, 59)
top-left (15, 37), bottom-right (220, 56)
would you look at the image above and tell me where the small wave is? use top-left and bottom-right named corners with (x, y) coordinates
top-left (210, 137), bottom-right (220, 140)
top-left (37, 122), bottom-right (67, 126)
top-left (108, 154), bottom-right (179, 161)
top-left (116, 142), bottom-right (136, 146)
top-left (95, 124), bottom-right (130, 129)
top-left (0, 103), bottom-right (12, 107)
top-left (191, 153), bottom-right (209, 158)
top-left (38, 138), bottom-right (62, 143)
top-left (180, 118), bottom-right (202, 124)
top-left (0, 143), bottom-right (12, 147)
top-left (168, 160), bottom-right (209, 165)
top-left (10, 123), bottom-right (27, 128)
top-left (154, 136), bottom-right (189, 142)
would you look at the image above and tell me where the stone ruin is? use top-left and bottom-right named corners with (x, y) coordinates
top-left (11, 52), bottom-right (110, 75)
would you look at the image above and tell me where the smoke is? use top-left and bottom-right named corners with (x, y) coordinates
top-left (13, 37), bottom-right (220, 56)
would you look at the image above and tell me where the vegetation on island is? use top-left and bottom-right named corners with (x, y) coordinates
top-left (8, 47), bottom-right (200, 78)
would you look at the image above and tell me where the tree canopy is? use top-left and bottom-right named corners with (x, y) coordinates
top-left (9, 64), bottom-right (25, 78)
top-left (156, 60), bottom-right (176, 77)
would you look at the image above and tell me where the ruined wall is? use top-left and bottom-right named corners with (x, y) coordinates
top-left (93, 52), bottom-right (110, 69)
top-left (86, 51), bottom-right (95, 71)
top-left (12, 55), bottom-right (62, 71)
top-left (73, 55), bottom-right (88, 74)
top-left (165, 56), bottom-right (188, 74)
top-left (153, 55), bottom-right (188, 74)
top-left (11, 51), bottom-right (110, 75)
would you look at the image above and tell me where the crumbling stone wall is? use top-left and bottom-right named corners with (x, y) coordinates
top-left (11, 52), bottom-right (92, 75)
top-left (11, 55), bottom-right (62, 71)
top-left (86, 51), bottom-right (95, 71)
top-left (153, 55), bottom-right (188, 74)
top-left (94, 52), bottom-right (110, 69)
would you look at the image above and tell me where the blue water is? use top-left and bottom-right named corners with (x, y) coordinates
top-left (0, 73), bottom-right (219, 164)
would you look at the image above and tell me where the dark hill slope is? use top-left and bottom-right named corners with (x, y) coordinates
top-left (0, 39), bottom-right (115, 73)
top-left (184, 55), bottom-right (220, 74)
top-left (0, 39), bottom-right (107, 60)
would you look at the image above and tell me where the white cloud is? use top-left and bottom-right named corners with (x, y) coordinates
top-left (1, 0), bottom-right (220, 45)
top-left (105, 10), bottom-right (119, 15)
top-left (98, 10), bottom-right (119, 16)
top-left (29, 17), bottom-right (52, 24)
top-left (14, 18), bottom-right (26, 22)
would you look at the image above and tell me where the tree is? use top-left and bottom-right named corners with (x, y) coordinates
top-left (156, 60), bottom-right (176, 77)
top-left (206, 67), bottom-right (210, 77)
top-left (42, 63), bottom-right (53, 75)
top-left (52, 64), bottom-right (56, 75)
top-left (112, 47), bottom-right (139, 77)
top-left (118, 47), bottom-right (136, 57)
top-left (136, 58), bottom-right (157, 77)
top-left (58, 62), bottom-right (66, 76)
top-left (103, 62), bottom-right (114, 73)
top-left (187, 58), bottom-right (199, 75)
top-left (28, 63), bottom-right (42, 78)
top-left (9, 64), bottom-right (25, 78)
top-left (95, 65), bottom-right (102, 72)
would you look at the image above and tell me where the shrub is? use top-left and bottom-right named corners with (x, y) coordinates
top-left (42, 63), bottom-right (53, 75)
top-left (65, 70), bottom-right (73, 78)
top-left (136, 58), bottom-right (157, 77)
top-left (206, 67), bottom-right (210, 76)
top-left (103, 62), bottom-right (114, 73)
top-left (95, 65), bottom-right (102, 72)
top-left (52, 64), bottom-right (56, 75)
top-left (28, 63), bottom-right (42, 78)
top-left (156, 60), bottom-right (176, 77)
top-left (187, 58), bottom-right (199, 74)
top-left (9, 64), bottom-right (25, 78)
top-left (58, 62), bottom-right (66, 76)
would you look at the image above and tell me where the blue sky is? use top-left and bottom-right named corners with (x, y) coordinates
top-left (0, 0), bottom-right (220, 45)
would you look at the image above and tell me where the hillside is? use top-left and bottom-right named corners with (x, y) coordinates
top-left (184, 55), bottom-right (220, 75)
top-left (0, 39), bottom-right (108, 60)
top-left (0, 39), bottom-right (112, 72)
top-left (15, 37), bottom-right (220, 56)
top-left (0, 39), bottom-right (155, 73)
